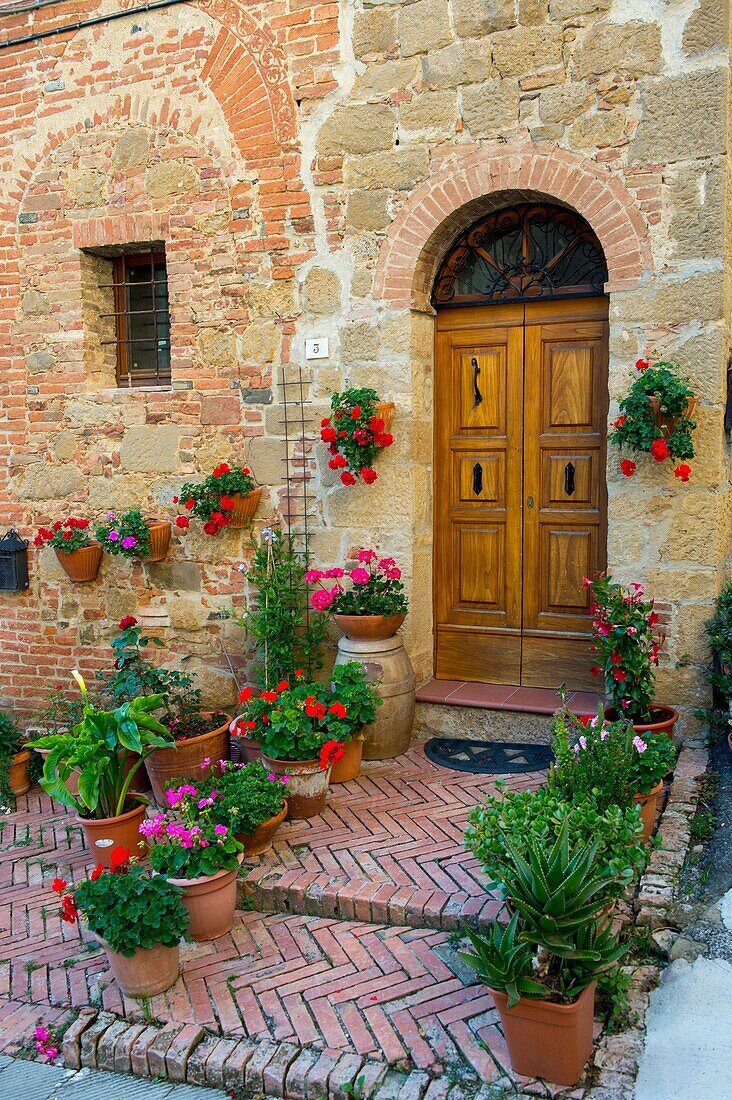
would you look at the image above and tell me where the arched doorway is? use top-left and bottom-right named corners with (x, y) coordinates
top-left (432, 203), bottom-right (609, 692)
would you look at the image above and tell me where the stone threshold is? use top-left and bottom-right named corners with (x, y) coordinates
top-left (416, 679), bottom-right (599, 716)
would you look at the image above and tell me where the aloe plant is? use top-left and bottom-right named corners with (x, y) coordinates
top-left (459, 913), bottom-right (546, 1008)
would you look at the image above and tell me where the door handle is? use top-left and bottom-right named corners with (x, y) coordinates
top-left (564, 462), bottom-right (576, 496)
top-left (471, 357), bottom-right (483, 408)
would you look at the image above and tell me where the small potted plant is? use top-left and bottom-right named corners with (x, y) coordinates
top-left (320, 387), bottom-right (394, 486)
top-left (232, 671), bottom-right (350, 818)
top-left (33, 671), bottom-right (173, 866)
top-left (307, 549), bottom-right (408, 641)
top-left (610, 356), bottom-right (696, 481)
top-left (0, 709), bottom-right (31, 805)
top-left (100, 617), bottom-right (231, 804)
top-left (587, 573), bottom-right (678, 739)
top-left (95, 508), bottom-right (171, 562)
top-left (460, 819), bottom-right (630, 1087)
top-left (141, 786), bottom-right (243, 941)
top-left (201, 758), bottom-right (289, 856)
top-left (50, 848), bottom-right (188, 997)
top-left (34, 517), bottom-right (102, 582)
top-left (174, 462), bottom-right (260, 535)
top-left (550, 710), bottom-right (677, 843)
top-left (327, 661), bottom-right (381, 782)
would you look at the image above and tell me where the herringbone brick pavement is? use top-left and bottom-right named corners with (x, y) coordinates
top-left (241, 745), bottom-right (545, 929)
top-left (0, 752), bottom-right (559, 1093)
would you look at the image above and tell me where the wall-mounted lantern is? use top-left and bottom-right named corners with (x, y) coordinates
top-left (0, 529), bottom-right (29, 591)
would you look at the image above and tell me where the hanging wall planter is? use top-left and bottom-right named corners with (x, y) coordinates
top-left (173, 462), bottom-right (260, 536)
top-left (320, 387), bottom-right (395, 486)
top-left (35, 518), bottom-right (102, 582)
top-left (56, 544), bottom-right (103, 583)
top-left (611, 356), bottom-right (696, 482)
top-left (96, 509), bottom-right (171, 563)
top-left (226, 487), bottom-right (262, 528)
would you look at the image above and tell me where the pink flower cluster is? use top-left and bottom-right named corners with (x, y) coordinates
top-left (306, 549), bottom-right (403, 611)
top-left (632, 735), bottom-right (648, 754)
top-left (34, 1026), bottom-right (59, 1064)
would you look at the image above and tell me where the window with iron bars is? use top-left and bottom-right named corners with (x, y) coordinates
top-left (99, 250), bottom-right (171, 387)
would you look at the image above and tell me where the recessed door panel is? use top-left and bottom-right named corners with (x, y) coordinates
top-left (457, 348), bottom-right (506, 433)
top-left (457, 525), bottom-right (504, 607)
top-left (457, 453), bottom-right (504, 506)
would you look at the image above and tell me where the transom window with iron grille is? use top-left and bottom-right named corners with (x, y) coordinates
top-left (99, 250), bottom-right (171, 387)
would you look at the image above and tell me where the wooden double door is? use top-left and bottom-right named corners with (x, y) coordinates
top-left (434, 297), bottom-right (608, 692)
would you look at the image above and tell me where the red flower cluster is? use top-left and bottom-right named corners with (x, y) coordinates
top-left (620, 459), bottom-right (636, 478)
top-left (118, 615), bottom-right (137, 631)
top-left (175, 463), bottom-right (256, 536)
top-left (51, 846), bottom-right (131, 924)
top-left (674, 463), bottom-right (691, 482)
top-left (320, 398), bottom-right (394, 488)
top-left (320, 740), bottom-right (345, 770)
top-left (649, 438), bottom-right (670, 463)
top-left (34, 517), bottom-right (91, 549)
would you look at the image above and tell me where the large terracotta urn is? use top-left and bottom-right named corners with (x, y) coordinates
top-left (334, 635), bottom-right (416, 760)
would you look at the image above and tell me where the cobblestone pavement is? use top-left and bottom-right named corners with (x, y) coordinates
top-left (0, 745), bottom-right (565, 1096)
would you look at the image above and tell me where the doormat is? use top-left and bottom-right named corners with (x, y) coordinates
top-left (423, 737), bottom-right (553, 774)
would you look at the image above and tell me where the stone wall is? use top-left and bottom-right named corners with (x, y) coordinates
top-left (0, 0), bottom-right (729, 727)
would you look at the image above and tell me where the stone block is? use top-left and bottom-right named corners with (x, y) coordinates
top-left (550, 0), bottom-right (610, 16)
top-left (146, 160), bottom-right (199, 198)
top-left (240, 320), bottom-right (280, 363)
top-left (683, 0), bottom-right (728, 55)
top-left (61, 1009), bottom-right (98, 1070)
top-left (66, 169), bottom-right (106, 207)
top-left (86, 473), bottom-right (151, 513)
top-left (575, 21), bottom-right (662, 78)
top-left (52, 430), bottom-right (76, 462)
top-left (339, 320), bottom-right (380, 363)
top-left (538, 83), bottom-right (594, 123)
top-left (454, 0), bottom-right (514, 37)
top-left (16, 461), bottom-right (84, 501)
top-left (400, 90), bottom-right (457, 133)
top-left (247, 435), bottom-right (286, 484)
top-left (491, 26), bottom-right (563, 77)
top-left (611, 272), bottom-right (724, 326)
top-left (399, 0), bottom-right (452, 59)
top-left (462, 79), bottom-right (520, 136)
top-left (246, 281), bottom-right (297, 320)
top-left (519, 0), bottom-right (548, 24)
top-left (201, 394), bottom-right (241, 425)
top-left (353, 8), bottom-right (397, 59)
top-left (346, 190), bottom-right (391, 232)
top-left (146, 561), bottom-right (201, 592)
top-left (569, 108), bottom-right (626, 149)
top-left (422, 41), bottom-right (489, 88)
top-left (344, 148), bottom-right (429, 190)
top-left (169, 593), bottom-right (211, 631)
top-left (197, 328), bottom-right (236, 369)
top-left (303, 267), bottom-right (342, 314)
top-left (22, 288), bottom-right (48, 315)
top-left (632, 71), bottom-right (727, 163)
top-left (26, 349), bottom-right (55, 375)
top-left (119, 425), bottom-right (180, 473)
top-left (317, 104), bottom-right (395, 155)
top-left (668, 162), bottom-right (725, 260)
top-left (112, 127), bottom-right (151, 170)
top-left (352, 60), bottom-right (420, 101)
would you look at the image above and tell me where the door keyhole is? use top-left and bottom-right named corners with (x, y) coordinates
top-left (472, 462), bottom-right (483, 497)
top-left (527, 495), bottom-right (535, 509)
top-left (471, 357), bottom-right (483, 408)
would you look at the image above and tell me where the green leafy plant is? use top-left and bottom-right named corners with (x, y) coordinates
top-left (33, 517), bottom-right (93, 553)
top-left (465, 784), bottom-right (646, 903)
top-left (95, 508), bottom-right (151, 559)
top-left (306, 548), bottom-right (408, 616)
top-left (320, 387), bottom-right (394, 486)
top-left (549, 710), bottom-right (676, 808)
top-left (330, 661), bottom-right (381, 735)
top-left (33, 672), bottom-right (173, 820)
top-left (201, 759), bottom-right (287, 837)
top-left (610, 356), bottom-right (695, 481)
top-left (699, 584), bottom-right (732, 733)
top-left (142, 782), bottom-right (243, 878)
top-left (460, 913), bottom-right (547, 1008)
top-left (587, 573), bottom-right (662, 723)
top-left (51, 850), bottom-right (189, 956)
top-left (0, 710), bottom-right (23, 809)
top-left (239, 527), bottom-right (328, 688)
top-left (175, 461), bottom-right (256, 536)
top-left (99, 616), bottom-right (226, 741)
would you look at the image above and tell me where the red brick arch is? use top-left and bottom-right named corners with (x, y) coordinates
top-left (374, 144), bottom-right (653, 311)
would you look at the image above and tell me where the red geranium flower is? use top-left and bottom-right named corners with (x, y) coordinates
top-left (376, 432), bottom-right (394, 448)
top-left (620, 459), bottom-right (636, 477)
top-left (110, 846), bottom-right (130, 870)
top-left (650, 438), bottom-right (670, 463)
top-left (350, 406), bottom-right (361, 419)
top-left (51, 878), bottom-right (67, 894)
top-left (321, 417), bottom-right (331, 428)
top-left (184, 498), bottom-right (195, 510)
top-left (319, 740), bottom-right (345, 769)
top-left (203, 520), bottom-right (219, 536)
top-left (321, 426), bottom-right (337, 443)
top-left (90, 863), bottom-right (104, 881)
top-left (340, 471), bottom-right (357, 486)
top-left (612, 669), bottom-right (627, 682)
top-left (360, 468), bottom-right (377, 485)
top-left (238, 686), bottom-right (253, 703)
top-left (369, 416), bottom-right (385, 432)
top-left (610, 653), bottom-right (622, 665)
top-left (328, 702), bottom-right (347, 719)
top-left (612, 416), bottom-right (626, 429)
top-left (636, 358), bottom-right (649, 371)
top-left (276, 680), bottom-right (290, 692)
top-left (175, 516), bottom-right (190, 529)
top-left (118, 616), bottom-right (137, 631)
top-left (219, 495), bottom-right (235, 510)
top-left (674, 464), bottom-right (691, 482)
top-left (260, 690), bottom-right (279, 702)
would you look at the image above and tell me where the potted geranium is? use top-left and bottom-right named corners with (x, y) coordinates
top-left (550, 709), bottom-right (676, 843)
top-left (610, 356), bottom-right (696, 481)
top-left (200, 758), bottom-right (289, 856)
top-left (101, 617), bottom-right (231, 804)
top-left (307, 549), bottom-right (408, 641)
top-left (328, 661), bottom-right (381, 782)
top-left (587, 573), bottom-right (678, 739)
top-left (33, 672), bottom-right (173, 866)
top-left (95, 508), bottom-right (171, 562)
top-left (174, 462), bottom-right (260, 535)
top-left (320, 387), bottom-right (394, 486)
top-left (34, 517), bottom-right (102, 582)
top-left (0, 709), bottom-right (31, 805)
top-left (50, 848), bottom-right (188, 997)
top-left (460, 819), bottom-right (630, 1087)
top-left (232, 671), bottom-right (351, 818)
top-left (141, 785), bottom-right (243, 941)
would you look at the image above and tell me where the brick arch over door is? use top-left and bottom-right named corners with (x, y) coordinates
top-left (374, 144), bottom-right (653, 312)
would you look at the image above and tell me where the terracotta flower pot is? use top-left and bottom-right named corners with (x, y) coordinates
top-left (490, 982), bottom-right (597, 1087)
top-left (330, 737), bottom-right (363, 783)
top-left (145, 520), bottom-right (171, 562)
top-left (235, 803), bottom-right (288, 856)
top-left (8, 749), bottom-right (31, 797)
top-left (260, 754), bottom-right (331, 819)
top-left (606, 703), bottom-right (678, 742)
top-left (376, 402), bottom-right (395, 431)
top-left (634, 779), bottom-right (664, 844)
top-left (333, 613), bottom-right (406, 642)
top-left (226, 488), bottom-right (262, 528)
top-left (230, 717), bottom-right (261, 763)
top-left (76, 801), bottom-right (148, 868)
top-left (647, 394), bottom-right (696, 435)
top-left (146, 717), bottom-right (231, 806)
top-left (97, 936), bottom-right (180, 998)
top-left (55, 544), bottom-right (103, 583)
top-left (167, 863), bottom-right (240, 941)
